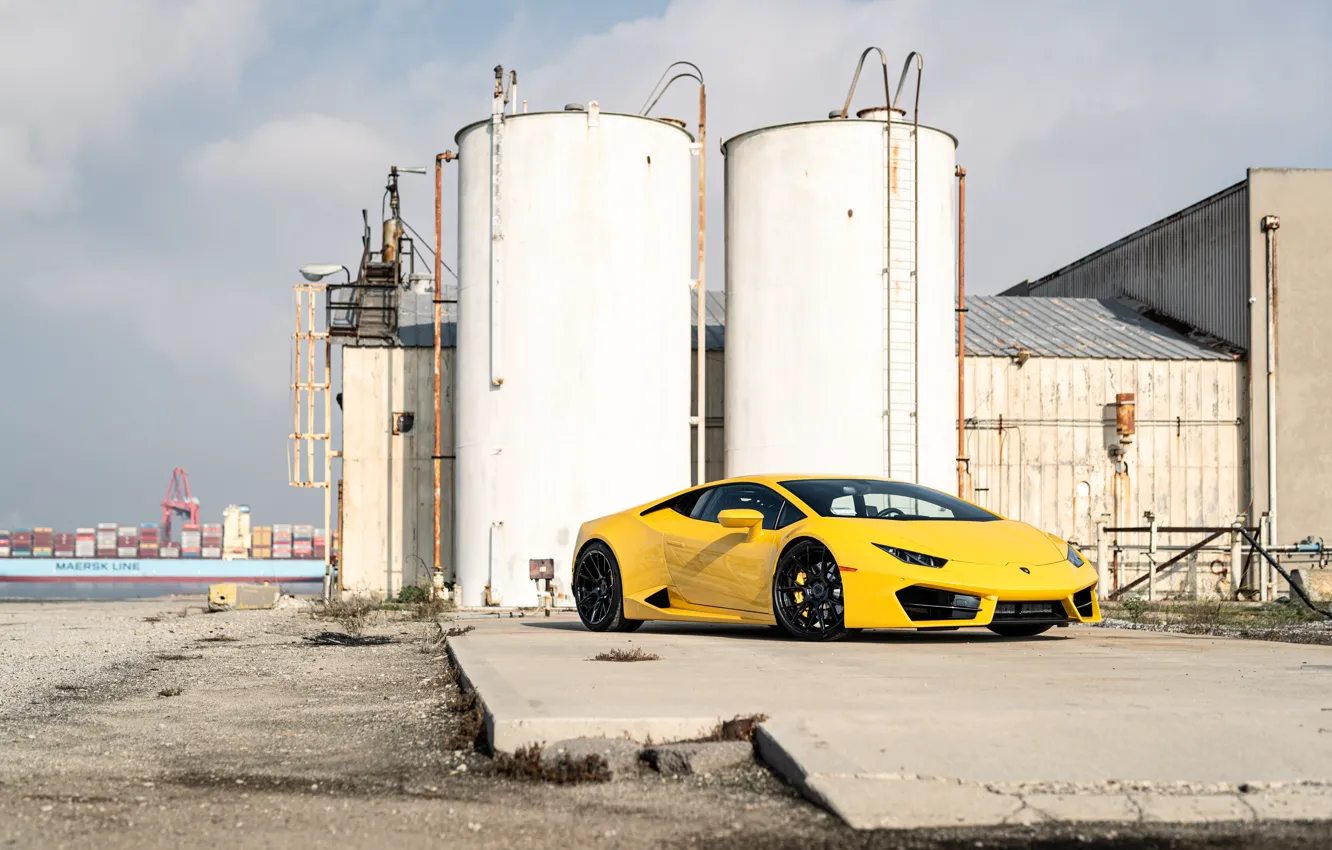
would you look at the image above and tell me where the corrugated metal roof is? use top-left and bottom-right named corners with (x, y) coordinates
top-left (391, 289), bottom-right (1228, 361)
top-left (963, 296), bottom-right (1234, 360)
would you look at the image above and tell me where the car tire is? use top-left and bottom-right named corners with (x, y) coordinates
top-left (573, 541), bottom-right (642, 633)
top-left (987, 623), bottom-right (1054, 638)
top-left (771, 539), bottom-right (848, 642)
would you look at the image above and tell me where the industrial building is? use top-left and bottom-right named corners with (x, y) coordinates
top-left (315, 54), bottom-right (1330, 605)
top-left (1005, 169), bottom-right (1332, 551)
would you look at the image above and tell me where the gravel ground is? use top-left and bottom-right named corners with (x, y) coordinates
top-left (1095, 599), bottom-right (1332, 646)
top-left (2, 598), bottom-right (1330, 849)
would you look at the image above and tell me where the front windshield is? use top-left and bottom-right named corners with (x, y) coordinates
top-left (779, 479), bottom-right (999, 522)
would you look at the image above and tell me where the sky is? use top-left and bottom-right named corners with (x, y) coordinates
top-left (3, 0), bottom-right (1330, 532)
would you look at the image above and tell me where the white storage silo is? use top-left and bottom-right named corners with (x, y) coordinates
top-left (454, 100), bottom-right (693, 608)
top-left (721, 98), bottom-right (958, 491)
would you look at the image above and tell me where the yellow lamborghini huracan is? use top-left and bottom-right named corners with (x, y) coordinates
top-left (572, 475), bottom-right (1100, 640)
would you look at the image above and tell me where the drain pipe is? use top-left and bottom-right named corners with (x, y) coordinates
top-left (695, 82), bottom-right (707, 487)
top-left (955, 165), bottom-right (967, 498)
top-left (434, 150), bottom-right (457, 600)
top-left (1261, 214), bottom-right (1280, 548)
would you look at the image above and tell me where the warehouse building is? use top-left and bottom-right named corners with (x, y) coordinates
top-left (1004, 168), bottom-right (1332, 549)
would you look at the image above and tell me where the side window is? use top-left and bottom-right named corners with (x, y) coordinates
top-left (688, 488), bottom-right (717, 520)
top-left (672, 488), bottom-right (709, 518)
top-left (695, 484), bottom-right (785, 530)
top-left (775, 501), bottom-right (805, 529)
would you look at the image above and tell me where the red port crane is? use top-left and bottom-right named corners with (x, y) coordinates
top-left (161, 468), bottom-right (200, 544)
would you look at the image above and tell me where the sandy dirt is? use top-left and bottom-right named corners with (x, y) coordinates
top-left (1, 599), bottom-right (1328, 849)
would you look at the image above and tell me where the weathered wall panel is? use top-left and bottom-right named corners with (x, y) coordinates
top-left (1015, 182), bottom-right (1249, 350)
top-left (965, 355), bottom-right (1247, 593)
top-left (341, 347), bottom-right (454, 598)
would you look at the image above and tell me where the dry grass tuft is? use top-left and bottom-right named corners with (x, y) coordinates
top-left (445, 625), bottom-right (475, 638)
top-left (494, 743), bottom-right (611, 784)
top-left (311, 595), bottom-right (381, 635)
top-left (158, 687), bottom-right (183, 698)
top-left (409, 596), bottom-right (454, 622)
top-left (590, 647), bottom-right (659, 663)
top-left (692, 714), bottom-right (769, 743)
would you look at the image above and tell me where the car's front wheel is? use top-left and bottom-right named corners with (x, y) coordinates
top-left (573, 542), bottom-right (642, 633)
top-left (772, 539), bottom-right (847, 641)
top-left (987, 623), bottom-right (1053, 638)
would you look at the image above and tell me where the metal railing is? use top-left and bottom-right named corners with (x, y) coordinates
top-left (1098, 514), bottom-right (1327, 605)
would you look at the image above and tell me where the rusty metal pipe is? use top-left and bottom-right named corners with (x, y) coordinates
top-left (432, 151), bottom-right (456, 599)
top-left (696, 84), bottom-right (707, 486)
top-left (955, 166), bottom-right (967, 498)
top-left (1261, 214), bottom-right (1280, 546)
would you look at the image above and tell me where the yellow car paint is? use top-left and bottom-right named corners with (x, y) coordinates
top-left (573, 474), bottom-right (1101, 632)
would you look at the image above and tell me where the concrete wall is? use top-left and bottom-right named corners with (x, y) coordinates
top-left (1246, 169), bottom-right (1332, 545)
top-left (965, 355), bottom-right (1248, 593)
top-left (340, 346), bottom-right (454, 598)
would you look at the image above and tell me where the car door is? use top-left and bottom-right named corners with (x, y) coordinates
top-left (664, 484), bottom-right (787, 612)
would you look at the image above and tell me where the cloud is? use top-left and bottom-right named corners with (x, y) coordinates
top-left (189, 114), bottom-right (396, 197)
top-left (0, 0), bottom-right (266, 219)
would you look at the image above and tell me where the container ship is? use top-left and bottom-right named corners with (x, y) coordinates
top-left (0, 505), bottom-right (327, 599)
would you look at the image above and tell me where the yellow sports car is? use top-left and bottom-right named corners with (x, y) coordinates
top-left (572, 474), bottom-right (1100, 640)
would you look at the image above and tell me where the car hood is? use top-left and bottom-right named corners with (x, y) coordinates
top-left (829, 518), bottom-right (1066, 565)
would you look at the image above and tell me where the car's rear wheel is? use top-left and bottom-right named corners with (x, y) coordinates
top-left (772, 539), bottom-right (847, 641)
top-left (574, 542), bottom-right (642, 633)
top-left (987, 623), bottom-right (1053, 638)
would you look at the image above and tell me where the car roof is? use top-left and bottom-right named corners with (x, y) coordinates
top-left (706, 474), bottom-right (899, 487)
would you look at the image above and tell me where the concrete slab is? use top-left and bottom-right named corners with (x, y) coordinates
top-left (446, 616), bottom-right (1332, 828)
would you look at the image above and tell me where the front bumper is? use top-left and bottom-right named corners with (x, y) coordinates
top-left (841, 563), bottom-right (1101, 629)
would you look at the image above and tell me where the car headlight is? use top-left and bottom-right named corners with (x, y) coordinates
top-left (1067, 543), bottom-right (1085, 567)
top-left (874, 543), bottom-right (947, 568)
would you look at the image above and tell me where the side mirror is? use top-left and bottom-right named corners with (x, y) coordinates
top-left (718, 509), bottom-right (764, 530)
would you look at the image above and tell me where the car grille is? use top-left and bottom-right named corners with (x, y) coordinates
top-left (896, 586), bottom-right (981, 622)
top-left (991, 600), bottom-right (1073, 624)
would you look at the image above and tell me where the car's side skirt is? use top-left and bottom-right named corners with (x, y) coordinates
top-left (623, 585), bottom-right (776, 626)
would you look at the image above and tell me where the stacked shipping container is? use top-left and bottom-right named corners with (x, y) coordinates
top-left (251, 526), bottom-right (272, 559)
top-left (201, 523), bottom-right (222, 559)
top-left (272, 524), bottom-right (293, 559)
top-left (293, 525), bottom-right (314, 560)
top-left (181, 523), bottom-right (202, 558)
top-left (116, 526), bottom-right (137, 558)
top-left (137, 524), bottom-right (160, 558)
top-left (75, 528), bottom-right (95, 558)
top-left (33, 528), bottom-right (54, 557)
top-left (1, 518), bottom-right (325, 561)
top-left (96, 523), bottom-right (118, 558)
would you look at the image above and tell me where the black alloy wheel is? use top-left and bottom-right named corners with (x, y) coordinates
top-left (772, 539), bottom-right (847, 641)
top-left (987, 623), bottom-right (1054, 638)
top-left (573, 542), bottom-right (642, 633)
